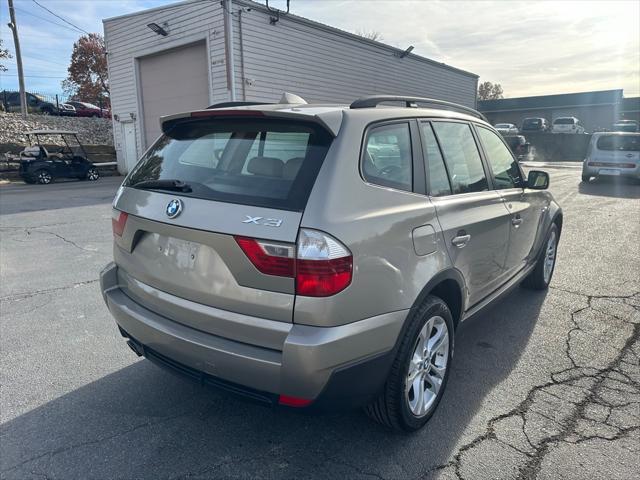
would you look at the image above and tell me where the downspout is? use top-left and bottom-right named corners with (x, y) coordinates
top-left (238, 8), bottom-right (247, 101)
top-left (224, 0), bottom-right (237, 101)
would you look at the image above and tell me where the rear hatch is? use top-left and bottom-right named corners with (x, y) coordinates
top-left (112, 114), bottom-right (333, 324)
top-left (590, 134), bottom-right (640, 168)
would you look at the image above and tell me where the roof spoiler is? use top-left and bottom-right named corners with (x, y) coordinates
top-left (206, 93), bottom-right (307, 110)
top-left (350, 95), bottom-right (487, 122)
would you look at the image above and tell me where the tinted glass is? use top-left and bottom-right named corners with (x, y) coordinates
top-left (125, 118), bottom-right (332, 211)
top-left (596, 135), bottom-right (640, 152)
top-left (477, 127), bottom-right (524, 189)
top-left (554, 118), bottom-right (575, 125)
top-left (420, 123), bottom-right (451, 196)
top-left (523, 118), bottom-right (541, 127)
top-left (362, 123), bottom-right (412, 192)
top-left (432, 122), bottom-right (488, 194)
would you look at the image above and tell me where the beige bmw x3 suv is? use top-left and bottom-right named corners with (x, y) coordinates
top-left (101, 94), bottom-right (562, 431)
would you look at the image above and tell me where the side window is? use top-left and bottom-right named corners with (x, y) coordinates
top-left (476, 127), bottom-right (524, 189)
top-left (432, 122), bottom-right (488, 194)
top-left (362, 123), bottom-right (412, 192)
top-left (420, 122), bottom-right (451, 197)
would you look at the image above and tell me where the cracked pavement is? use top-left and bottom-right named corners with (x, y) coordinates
top-left (1, 170), bottom-right (639, 479)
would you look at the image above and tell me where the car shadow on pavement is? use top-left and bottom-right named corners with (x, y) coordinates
top-left (578, 178), bottom-right (640, 199)
top-left (0, 288), bottom-right (546, 480)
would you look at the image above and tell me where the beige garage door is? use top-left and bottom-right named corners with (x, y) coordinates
top-left (138, 41), bottom-right (209, 148)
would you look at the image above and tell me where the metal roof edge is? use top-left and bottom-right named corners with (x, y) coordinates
top-left (102, 0), bottom-right (202, 24)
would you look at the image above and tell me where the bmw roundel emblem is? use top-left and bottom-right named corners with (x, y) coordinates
top-left (166, 199), bottom-right (183, 219)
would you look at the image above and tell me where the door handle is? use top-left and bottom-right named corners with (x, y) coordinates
top-left (451, 233), bottom-right (471, 248)
top-left (512, 216), bottom-right (523, 227)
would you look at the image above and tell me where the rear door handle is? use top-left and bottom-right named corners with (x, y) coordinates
top-left (452, 234), bottom-right (471, 248)
top-left (512, 216), bottom-right (523, 227)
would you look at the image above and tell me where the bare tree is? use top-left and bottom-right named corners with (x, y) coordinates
top-left (478, 81), bottom-right (504, 100)
top-left (0, 39), bottom-right (11, 72)
top-left (356, 29), bottom-right (383, 42)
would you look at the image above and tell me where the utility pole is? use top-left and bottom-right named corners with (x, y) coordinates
top-left (224, 0), bottom-right (236, 101)
top-left (7, 0), bottom-right (27, 118)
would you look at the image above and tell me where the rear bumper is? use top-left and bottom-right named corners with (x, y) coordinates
top-left (100, 262), bottom-right (406, 408)
top-left (583, 162), bottom-right (640, 179)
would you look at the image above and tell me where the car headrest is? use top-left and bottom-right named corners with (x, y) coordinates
top-left (283, 157), bottom-right (304, 180)
top-left (21, 146), bottom-right (42, 157)
top-left (247, 156), bottom-right (284, 177)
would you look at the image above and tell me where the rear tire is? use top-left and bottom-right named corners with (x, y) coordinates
top-left (523, 223), bottom-right (559, 290)
top-left (364, 295), bottom-right (454, 432)
top-left (581, 173), bottom-right (590, 183)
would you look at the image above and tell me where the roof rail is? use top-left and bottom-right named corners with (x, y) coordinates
top-left (349, 95), bottom-right (487, 122)
top-left (207, 101), bottom-right (271, 109)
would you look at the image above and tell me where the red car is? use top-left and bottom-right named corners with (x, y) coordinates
top-left (66, 101), bottom-right (110, 118)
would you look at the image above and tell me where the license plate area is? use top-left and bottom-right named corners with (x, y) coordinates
top-left (599, 169), bottom-right (621, 176)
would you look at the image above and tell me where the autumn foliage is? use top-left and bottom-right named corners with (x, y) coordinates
top-left (62, 33), bottom-right (109, 107)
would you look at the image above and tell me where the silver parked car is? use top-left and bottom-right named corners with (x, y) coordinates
top-left (100, 95), bottom-right (562, 431)
top-left (494, 123), bottom-right (519, 135)
top-left (582, 132), bottom-right (640, 182)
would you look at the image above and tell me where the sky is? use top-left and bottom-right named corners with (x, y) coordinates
top-left (1, 0), bottom-right (639, 98)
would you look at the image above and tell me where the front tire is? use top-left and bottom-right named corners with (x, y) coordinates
top-left (35, 169), bottom-right (52, 184)
top-left (581, 173), bottom-right (590, 183)
top-left (523, 223), bottom-right (559, 290)
top-left (364, 295), bottom-right (454, 432)
top-left (86, 167), bottom-right (99, 181)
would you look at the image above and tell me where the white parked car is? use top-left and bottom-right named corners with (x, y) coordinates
top-left (494, 123), bottom-right (519, 135)
top-left (552, 117), bottom-right (585, 134)
top-left (582, 132), bottom-right (639, 182)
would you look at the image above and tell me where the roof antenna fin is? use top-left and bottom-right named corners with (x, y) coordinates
top-left (279, 92), bottom-right (307, 105)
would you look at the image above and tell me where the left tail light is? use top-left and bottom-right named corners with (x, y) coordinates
top-left (112, 209), bottom-right (128, 237)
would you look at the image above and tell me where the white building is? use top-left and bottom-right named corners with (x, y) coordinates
top-left (103, 0), bottom-right (478, 173)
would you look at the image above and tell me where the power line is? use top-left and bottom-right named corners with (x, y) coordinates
top-left (0, 73), bottom-right (66, 78)
top-left (14, 6), bottom-right (86, 34)
top-left (31, 0), bottom-right (90, 35)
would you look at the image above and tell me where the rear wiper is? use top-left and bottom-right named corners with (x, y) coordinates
top-left (131, 179), bottom-right (192, 192)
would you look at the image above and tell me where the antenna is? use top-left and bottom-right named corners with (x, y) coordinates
top-left (265, 0), bottom-right (290, 25)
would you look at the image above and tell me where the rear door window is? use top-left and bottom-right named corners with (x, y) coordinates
top-left (432, 122), bottom-right (489, 194)
top-left (362, 123), bottom-right (413, 192)
top-left (125, 118), bottom-right (333, 211)
top-left (476, 126), bottom-right (524, 189)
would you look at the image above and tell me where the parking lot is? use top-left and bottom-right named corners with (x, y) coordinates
top-left (1, 167), bottom-right (638, 480)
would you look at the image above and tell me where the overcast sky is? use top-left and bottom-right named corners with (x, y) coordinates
top-left (1, 0), bottom-right (638, 98)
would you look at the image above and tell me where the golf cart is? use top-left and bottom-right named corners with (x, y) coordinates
top-left (18, 130), bottom-right (99, 184)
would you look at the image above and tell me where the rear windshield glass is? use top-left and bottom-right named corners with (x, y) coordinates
top-left (125, 118), bottom-right (333, 211)
top-left (554, 118), bottom-right (575, 125)
top-left (596, 135), bottom-right (640, 152)
top-left (523, 119), bottom-right (541, 127)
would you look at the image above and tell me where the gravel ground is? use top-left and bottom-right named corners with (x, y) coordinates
top-left (0, 113), bottom-right (113, 146)
top-left (0, 168), bottom-right (638, 480)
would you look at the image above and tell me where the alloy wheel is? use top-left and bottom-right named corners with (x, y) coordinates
top-left (38, 171), bottom-right (52, 184)
top-left (87, 168), bottom-right (99, 181)
top-left (405, 315), bottom-right (449, 417)
top-left (543, 230), bottom-right (557, 284)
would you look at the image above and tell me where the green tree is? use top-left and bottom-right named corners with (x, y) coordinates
top-left (0, 39), bottom-right (12, 72)
top-left (478, 81), bottom-right (504, 100)
top-left (62, 33), bottom-right (109, 105)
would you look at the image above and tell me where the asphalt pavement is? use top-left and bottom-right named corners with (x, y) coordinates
top-left (1, 169), bottom-right (638, 480)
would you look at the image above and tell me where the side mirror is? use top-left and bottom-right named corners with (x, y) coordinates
top-left (527, 170), bottom-right (549, 190)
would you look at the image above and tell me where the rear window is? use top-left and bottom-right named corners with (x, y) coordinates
top-left (523, 118), bottom-right (541, 127)
top-left (125, 118), bottom-right (333, 211)
top-left (596, 135), bottom-right (640, 152)
top-left (554, 118), bottom-right (575, 125)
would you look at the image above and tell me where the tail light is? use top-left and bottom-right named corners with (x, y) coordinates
top-left (235, 228), bottom-right (352, 297)
top-left (112, 209), bottom-right (128, 237)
